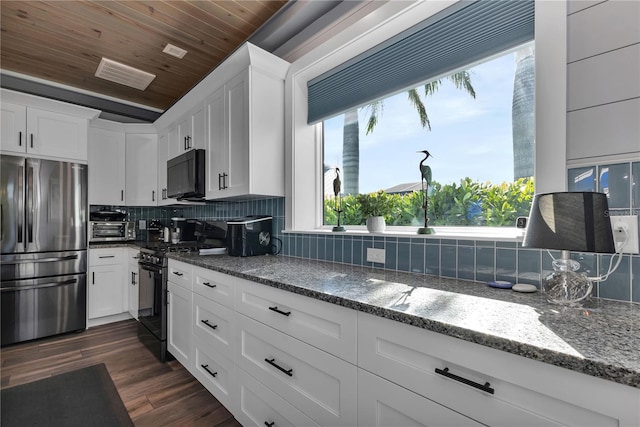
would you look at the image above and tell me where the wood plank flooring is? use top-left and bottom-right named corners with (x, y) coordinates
top-left (0, 320), bottom-right (242, 426)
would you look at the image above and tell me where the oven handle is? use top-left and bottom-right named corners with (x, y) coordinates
top-left (138, 263), bottom-right (164, 274)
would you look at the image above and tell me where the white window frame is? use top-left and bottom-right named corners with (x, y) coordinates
top-left (284, 0), bottom-right (567, 239)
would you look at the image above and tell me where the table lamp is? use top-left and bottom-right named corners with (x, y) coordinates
top-left (522, 192), bottom-right (615, 305)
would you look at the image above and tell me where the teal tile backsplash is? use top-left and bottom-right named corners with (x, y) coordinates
top-left (104, 161), bottom-right (639, 304)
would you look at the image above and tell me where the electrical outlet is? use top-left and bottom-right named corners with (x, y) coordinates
top-left (610, 215), bottom-right (639, 254)
top-left (366, 248), bottom-right (386, 264)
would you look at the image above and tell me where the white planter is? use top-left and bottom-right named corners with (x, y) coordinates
top-left (366, 216), bottom-right (386, 233)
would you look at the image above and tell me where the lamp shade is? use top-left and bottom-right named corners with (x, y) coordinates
top-left (522, 192), bottom-right (615, 253)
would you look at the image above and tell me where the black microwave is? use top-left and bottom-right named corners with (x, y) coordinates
top-left (167, 149), bottom-right (205, 200)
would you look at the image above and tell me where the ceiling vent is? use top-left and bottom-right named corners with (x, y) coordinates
top-left (163, 43), bottom-right (188, 59)
top-left (95, 58), bottom-right (156, 90)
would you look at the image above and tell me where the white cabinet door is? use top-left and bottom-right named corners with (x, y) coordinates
top-left (0, 102), bottom-right (27, 153)
top-left (157, 128), bottom-right (169, 204)
top-left (127, 248), bottom-right (139, 319)
top-left (358, 368), bottom-right (481, 427)
top-left (88, 127), bottom-right (126, 205)
top-left (88, 264), bottom-right (124, 319)
top-left (27, 107), bottom-right (88, 161)
top-left (205, 86), bottom-right (226, 198)
top-left (171, 105), bottom-right (205, 160)
top-left (167, 281), bottom-right (192, 369)
top-left (192, 336), bottom-right (235, 409)
top-left (224, 71), bottom-right (250, 197)
top-left (125, 133), bottom-right (158, 206)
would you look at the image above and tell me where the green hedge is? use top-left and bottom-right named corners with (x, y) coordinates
top-left (325, 177), bottom-right (534, 227)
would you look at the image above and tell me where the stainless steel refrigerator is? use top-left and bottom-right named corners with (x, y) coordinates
top-left (1, 155), bottom-right (88, 346)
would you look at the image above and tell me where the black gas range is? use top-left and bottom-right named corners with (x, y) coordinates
top-left (137, 241), bottom-right (217, 362)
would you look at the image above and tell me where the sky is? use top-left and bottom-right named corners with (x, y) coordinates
top-left (323, 52), bottom-right (518, 194)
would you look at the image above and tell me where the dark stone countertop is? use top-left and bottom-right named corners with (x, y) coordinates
top-left (163, 252), bottom-right (640, 389)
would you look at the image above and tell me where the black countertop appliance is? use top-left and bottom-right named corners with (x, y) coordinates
top-left (226, 215), bottom-right (273, 257)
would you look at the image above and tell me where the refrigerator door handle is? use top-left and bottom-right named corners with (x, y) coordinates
top-left (0, 278), bottom-right (78, 292)
top-left (26, 165), bottom-right (34, 243)
top-left (17, 165), bottom-right (24, 244)
top-left (2, 254), bottom-right (79, 265)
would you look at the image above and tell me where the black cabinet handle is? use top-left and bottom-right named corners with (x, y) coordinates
top-left (121, 189), bottom-right (124, 201)
top-left (264, 422), bottom-right (275, 427)
top-left (218, 173), bottom-right (223, 190)
top-left (268, 306), bottom-right (291, 317)
top-left (222, 173), bottom-right (228, 189)
top-left (202, 282), bottom-right (217, 288)
top-left (265, 358), bottom-right (293, 377)
top-left (152, 190), bottom-right (155, 202)
top-left (435, 367), bottom-right (494, 395)
top-left (92, 272), bottom-right (95, 284)
top-left (99, 255), bottom-right (115, 258)
top-left (201, 364), bottom-right (217, 378)
top-left (30, 134), bottom-right (34, 148)
top-left (18, 131), bottom-right (22, 146)
top-left (173, 271), bottom-right (183, 276)
top-left (201, 319), bottom-right (218, 330)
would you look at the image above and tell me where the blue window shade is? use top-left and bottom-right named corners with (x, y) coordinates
top-left (307, 0), bottom-right (534, 124)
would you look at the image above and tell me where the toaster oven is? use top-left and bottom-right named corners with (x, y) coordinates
top-left (89, 221), bottom-right (136, 242)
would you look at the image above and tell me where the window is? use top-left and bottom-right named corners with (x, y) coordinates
top-left (323, 45), bottom-right (535, 228)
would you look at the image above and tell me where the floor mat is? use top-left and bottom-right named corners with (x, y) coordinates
top-left (1, 363), bottom-right (133, 427)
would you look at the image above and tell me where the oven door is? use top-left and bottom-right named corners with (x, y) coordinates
top-left (138, 262), bottom-right (166, 341)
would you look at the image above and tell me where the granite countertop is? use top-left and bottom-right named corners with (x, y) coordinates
top-left (163, 252), bottom-right (640, 389)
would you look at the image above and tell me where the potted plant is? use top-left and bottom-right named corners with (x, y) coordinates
top-left (356, 190), bottom-right (397, 233)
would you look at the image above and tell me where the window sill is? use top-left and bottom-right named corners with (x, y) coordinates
top-left (283, 226), bottom-right (526, 242)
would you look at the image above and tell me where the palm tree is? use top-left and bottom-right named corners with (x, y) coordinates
top-left (341, 71), bottom-right (476, 194)
top-left (512, 46), bottom-right (535, 180)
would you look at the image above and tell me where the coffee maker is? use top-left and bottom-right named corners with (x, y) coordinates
top-left (170, 217), bottom-right (198, 243)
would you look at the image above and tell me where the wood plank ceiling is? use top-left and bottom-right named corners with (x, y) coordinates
top-left (0, 1), bottom-right (288, 112)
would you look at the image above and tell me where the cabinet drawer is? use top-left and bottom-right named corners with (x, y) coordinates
top-left (358, 368), bottom-right (481, 427)
top-left (236, 278), bottom-right (357, 363)
top-left (235, 314), bottom-right (357, 426)
top-left (234, 367), bottom-right (320, 427)
top-left (89, 248), bottom-right (124, 266)
top-left (358, 312), bottom-right (617, 427)
top-left (193, 267), bottom-right (235, 308)
top-left (193, 295), bottom-right (234, 360)
top-left (192, 338), bottom-right (234, 409)
top-left (167, 260), bottom-right (192, 290)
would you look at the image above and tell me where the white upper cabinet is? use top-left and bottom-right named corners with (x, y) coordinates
top-left (88, 127), bottom-right (126, 205)
top-left (169, 105), bottom-right (205, 160)
top-left (205, 65), bottom-right (287, 200)
top-left (1, 99), bottom-right (95, 162)
top-left (125, 133), bottom-right (158, 206)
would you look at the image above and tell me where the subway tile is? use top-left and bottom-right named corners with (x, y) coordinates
top-left (334, 237), bottom-right (343, 263)
top-left (496, 241), bottom-right (517, 249)
top-left (410, 242), bottom-right (424, 274)
top-left (476, 246), bottom-right (495, 283)
top-left (441, 239), bottom-right (456, 246)
top-left (302, 236), bottom-right (310, 259)
top-left (318, 235), bottom-right (326, 261)
top-left (457, 246), bottom-right (475, 280)
top-left (326, 236), bottom-right (335, 262)
top-left (441, 245), bottom-right (457, 278)
top-left (598, 255), bottom-right (630, 302)
top-left (425, 244), bottom-right (440, 276)
top-left (343, 237), bottom-right (353, 265)
top-left (458, 240), bottom-right (475, 247)
top-left (517, 250), bottom-right (541, 286)
top-left (476, 240), bottom-right (495, 248)
top-left (295, 235), bottom-right (303, 258)
top-left (568, 166), bottom-right (596, 192)
top-left (398, 242), bottom-right (411, 272)
top-left (632, 256), bottom-right (640, 303)
top-left (309, 236), bottom-right (318, 260)
top-left (496, 248), bottom-right (517, 283)
top-left (598, 163), bottom-right (630, 209)
top-left (353, 239), bottom-right (363, 266)
top-left (385, 242), bottom-right (397, 270)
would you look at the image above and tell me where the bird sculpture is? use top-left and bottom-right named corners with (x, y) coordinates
top-left (332, 168), bottom-right (345, 231)
top-left (417, 150), bottom-right (433, 234)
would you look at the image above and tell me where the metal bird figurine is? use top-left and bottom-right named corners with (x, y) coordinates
top-left (417, 150), bottom-right (433, 234)
top-left (332, 168), bottom-right (346, 232)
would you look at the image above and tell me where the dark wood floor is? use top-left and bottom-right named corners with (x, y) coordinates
top-left (0, 319), bottom-right (242, 427)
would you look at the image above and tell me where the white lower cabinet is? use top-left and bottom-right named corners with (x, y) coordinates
top-left (192, 337), bottom-right (235, 409)
top-left (358, 311), bottom-right (638, 427)
top-left (358, 368), bottom-right (481, 427)
top-left (127, 248), bottom-right (139, 320)
top-left (193, 295), bottom-right (234, 359)
top-left (235, 313), bottom-right (357, 426)
top-left (88, 248), bottom-right (126, 320)
top-left (167, 281), bottom-right (192, 369)
top-left (234, 368), bottom-right (320, 427)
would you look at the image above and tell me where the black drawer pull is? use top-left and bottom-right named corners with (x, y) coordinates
top-left (268, 306), bottom-right (291, 317)
top-left (201, 319), bottom-right (218, 330)
top-left (265, 358), bottom-right (293, 377)
top-left (264, 422), bottom-right (275, 427)
top-left (202, 282), bottom-right (217, 288)
top-left (173, 271), bottom-right (183, 276)
top-left (201, 364), bottom-right (217, 378)
top-left (435, 367), bottom-right (494, 395)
